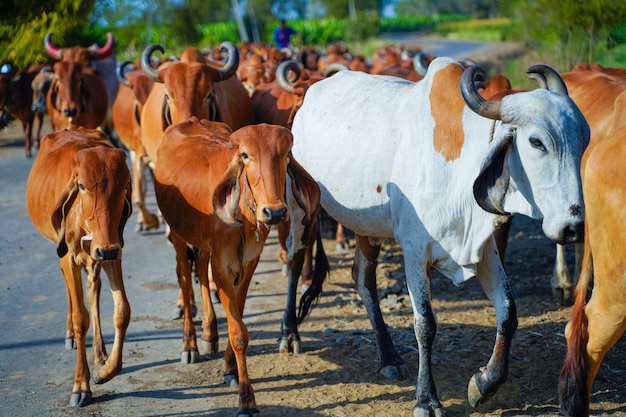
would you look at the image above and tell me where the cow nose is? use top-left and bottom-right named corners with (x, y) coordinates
top-left (96, 248), bottom-right (120, 261)
top-left (64, 108), bottom-right (77, 117)
top-left (562, 222), bottom-right (584, 244)
top-left (263, 207), bottom-right (287, 225)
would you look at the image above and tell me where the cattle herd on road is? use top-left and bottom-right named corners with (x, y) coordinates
top-left (0, 31), bottom-right (624, 417)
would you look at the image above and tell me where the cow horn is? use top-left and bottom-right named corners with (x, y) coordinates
top-left (92, 32), bottom-right (115, 60)
top-left (141, 44), bottom-right (164, 82)
top-left (413, 52), bottom-right (429, 76)
top-left (116, 61), bottom-right (133, 86)
top-left (461, 65), bottom-right (502, 121)
top-left (44, 32), bottom-right (62, 60)
top-left (217, 42), bottom-right (239, 81)
top-left (323, 62), bottom-right (350, 77)
top-left (526, 64), bottom-right (568, 95)
top-left (276, 61), bottom-right (300, 94)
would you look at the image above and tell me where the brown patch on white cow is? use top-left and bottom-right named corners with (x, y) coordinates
top-left (429, 63), bottom-right (466, 161)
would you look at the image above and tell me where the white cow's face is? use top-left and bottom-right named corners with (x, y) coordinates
top-left (502, 90), bottom-right (590, 243)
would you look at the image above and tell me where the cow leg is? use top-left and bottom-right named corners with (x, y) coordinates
top-left (172, 244), bottom-right (197, 320)
top-left (86, 262), bottom-right (107, 369)
top-left (65, 285), bottom-right (76, 350)
top-left (22, 119), bottom-right (33, 158)
top-left (33, 113), bottom-right (43, 149)
top-left (580, 285), bottom-right (626, 405)
top-left (335, 223), bottom-right (349, 253)
top-left (195, 249), bottom-right (218, 355)
top-left (170, 232), bottom-right (200, 363)
top-left (131, 153), bottom-right (159, 232)
top-left (59, 256), bottom-right (92, 407)
top-left (552, 244), bottom-right (573, 305)
top-left (92, 259), bottom-right (131, 384)
top-left (215, 257), bottom-right (259, 417)
top-left (467, 241), bottom-right (517, 408)
top-left (354, 234), bottom-right (409, 381)
top-left (403, 246), bottom-right (444, 416)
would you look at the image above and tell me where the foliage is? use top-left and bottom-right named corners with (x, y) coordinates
top-left (435, 18), bottom-right (514, 41)
top-left (0, 0), bottom-right (96, 70)
top-left (380, 14), bottom-right (469, 33)
top-left (344, 11), bottom-right (381, 43)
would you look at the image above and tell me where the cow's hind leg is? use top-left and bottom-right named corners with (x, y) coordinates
top-left (92, 259), bottom-right (131, 384)
top-left (354, 235), bottom-right (409, 381)
top-left (467, 242), bottom-right (517, 408)
top-left (60, 256), bottom-right (92, 407)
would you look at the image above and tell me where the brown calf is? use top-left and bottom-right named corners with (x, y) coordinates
top-left (25, 126), bottom-right (132, 407)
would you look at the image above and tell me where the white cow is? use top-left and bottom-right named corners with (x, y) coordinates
top-left (288, 57), bottom-right (590, 416)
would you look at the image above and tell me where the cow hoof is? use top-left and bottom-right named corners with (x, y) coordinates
top-left (300, 283), bottom-right (310, 294)
top-left (281, 263), bottom-right (288, 276)
top-left (467, 373), bottom-right (496, 408)
top-left (181, 349), bottom-right (201, 364)
top-left (210, 289), bottom-right (220, 304)
top-left (172, 306), bottom-right (183, 320)
top-left (379, 363), bottom-right (410, 381)
top-left (69, 390), bottom-right (92, 407)
top-left (413, 404), bottom-right (446, 417)
top-left (238, 408), bottom-right (260, 417)
top-left (224, 373), bottom-right (239, 388)
top-left (551, 286), bottom-right (572, 306)
top-left (278, 338), bottom-right (300, 354)
top-left (201, 338), bottom-right (218, 355)
top-left (65, 337), bottom-right (76, 350)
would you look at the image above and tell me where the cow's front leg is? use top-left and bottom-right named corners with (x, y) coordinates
top-left (468, 241), bottom-right (517, 408)
top-left (60, 256), bottom-right (91, 407)
top-left (93, 259), bottom-right (130, 384)
top-left (86, 262), bottom-right (107, 370)
top-left (405, 262), bottom-right (444, 417)
top-left (354, 235), bottom-right (409, 381)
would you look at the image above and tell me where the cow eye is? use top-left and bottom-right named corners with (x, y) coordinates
top-left (529, 137), bottom-right (546, 152)
top-left (240, 152), bottom-right (249, 160)
top-left (78, 183), bottom-right (86, 191)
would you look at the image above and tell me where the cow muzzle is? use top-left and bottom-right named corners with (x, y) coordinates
top-left (63, 107), bottom-right (77, 117)
top-left (559, 221), bottom-right (584, 244)
top-left (260, 206), bottom-right (288, 225)
top-left (81, 235), bottom-right (122, 261)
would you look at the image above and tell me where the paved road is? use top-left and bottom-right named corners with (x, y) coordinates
top-left (377, 32), bottom-right (503, 60)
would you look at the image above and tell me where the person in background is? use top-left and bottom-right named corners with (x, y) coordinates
top-left (273, 20), bottom-right (302, 49)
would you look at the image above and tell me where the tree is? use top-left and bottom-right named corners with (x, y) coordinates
top-left (0, 0), bottom-right (96, 70)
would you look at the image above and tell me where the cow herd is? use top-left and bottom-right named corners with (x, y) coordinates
top-left (1, 31), bottom-right (624, 417)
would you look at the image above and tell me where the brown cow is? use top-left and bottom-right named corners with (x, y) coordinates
top-left (0, 63), bottom-right (48, 157)
top-left (113, 61), bottom-right (159, 232)
top-left (25, 126), bottom-right (132, 407)
top-left (140, 42), bottom-right (254, 165)
top-left (557, 64), bottom-right (626, 417)
top-left (44, 32), bottom-right (119, 137)
top-left (153, 117), bottom-right (324, 416)
top-left (46, 60), bottom-right (109, 130)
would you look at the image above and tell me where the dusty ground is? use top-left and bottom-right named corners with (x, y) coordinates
top-left (1, 40), bottom-right (624, 417)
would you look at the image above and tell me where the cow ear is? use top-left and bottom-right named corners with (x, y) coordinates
top-left (473, 132), bottom-right (514, 215)
top-left (118, 183), bottom-right (133, 247)
top-left (49, 78), bottom-right (61, 112)
top-left (51, 176), bottom-right (80, 258)
top-left (212, 157), bottom-right (243, 226)
top-left (287, 157), bottom-right (321, 225)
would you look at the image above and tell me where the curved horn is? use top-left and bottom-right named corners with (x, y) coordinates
top-left (92, 32), bottom-right (115, 60)
top-left (323, 62), bottom-right (350, 77)
top-left (413, 52), bottom-right (429, 76)
top-left (526, 64), bottom-right (568, 95)
top-left (276, 61), bottom-right (301, 94)
top-left (141, 44), bottom-right (164, 82)
top-left (44, 32), bottom-right (62, 60)
top-left (461, 65), bottom-right (502, 121)
top-left (217, 42), bottom-right (239, 80)
top-left (116, 61), bottom-right (134, 86)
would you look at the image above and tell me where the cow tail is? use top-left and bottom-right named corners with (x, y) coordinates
top-left (297, 224), bottom-right (330, 324)
top-left (558, 242), bottom-right (593, 416)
